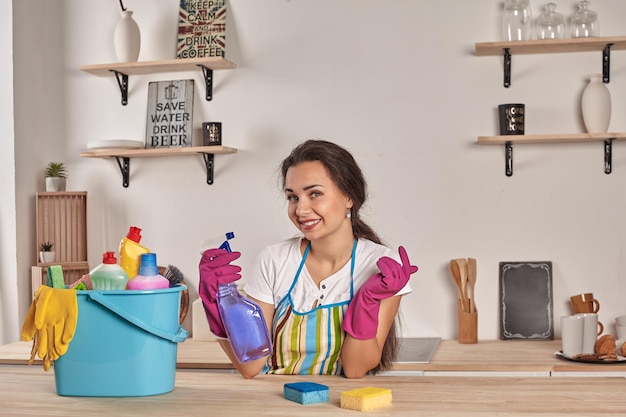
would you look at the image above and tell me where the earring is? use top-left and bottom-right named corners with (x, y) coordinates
top-left (346, 210), bottom-right (352, 219)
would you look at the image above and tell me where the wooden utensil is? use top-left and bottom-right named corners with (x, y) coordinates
top-left (449, 259), bottom-right (468, 312)
top-left (456, 258), bottom-right (469, 312)
top-left (467, 258), bottom-right (477, 313)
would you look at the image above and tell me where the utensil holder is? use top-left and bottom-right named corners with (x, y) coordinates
top-left (458, 301), bottom-right (477, 344)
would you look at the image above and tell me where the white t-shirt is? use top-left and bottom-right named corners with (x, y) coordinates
top-left (244, 237), bottom-right (413, 312)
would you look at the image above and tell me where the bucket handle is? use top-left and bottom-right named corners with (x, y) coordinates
top-left (88, 292), bottom-right (189, 343)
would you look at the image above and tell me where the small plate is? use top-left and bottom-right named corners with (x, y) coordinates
top-left (87, 140), bottom-right (144, 150)
top-left (554, 351), bottom-right (626, 364)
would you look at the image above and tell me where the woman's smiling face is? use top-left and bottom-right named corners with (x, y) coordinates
top-left (284, 161), bottom-right (352, 242)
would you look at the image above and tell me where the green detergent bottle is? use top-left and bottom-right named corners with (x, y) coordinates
top-left (90, 251), bottom-right (129, 290)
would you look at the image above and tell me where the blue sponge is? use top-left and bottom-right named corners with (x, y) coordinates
top-left (284, 382), bottom-right (329, 405)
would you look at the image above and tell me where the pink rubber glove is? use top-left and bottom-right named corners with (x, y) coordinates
top-left (343, 246), bottom-right (418, 340)
top-left (199, 248), bottom-right (242, 338)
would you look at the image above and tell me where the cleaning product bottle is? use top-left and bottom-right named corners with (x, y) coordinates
top-left (119, 226), bottom-right (150, 280)
top-left (217, 282), bottom-right (272, 362)
top-left (210, 232), bottom-right (272, 362)
top-left (201, 231), bottom-right (235, 253)
top-left (90, 251), bottom-right (129, 290)
top-left (127, 252), bottom-right (170, 290)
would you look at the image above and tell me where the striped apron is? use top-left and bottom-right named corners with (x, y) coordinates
top-left (264, 240), bottom-right (356, 375)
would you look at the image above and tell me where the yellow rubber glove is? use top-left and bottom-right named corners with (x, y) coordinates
top-left (21, 290), bottom-right (41, 366)
top-left (21, 286), bottom-right (78, 371)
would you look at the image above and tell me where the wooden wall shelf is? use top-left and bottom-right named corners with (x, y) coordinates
top-left (475, 36), bottom-right (626, 56)
top-left (80, 145), bottom-right (238, 187)
top-left (79, 57), bottom-right (236, 105)
top-left (475, 36), bottom-right (626, 87)
top-left (477, 133), bottom-right (626, 176)
top-left (79, 57), bottom-right (236, 77)
top-left (477, 132), bottom-right (626, 144)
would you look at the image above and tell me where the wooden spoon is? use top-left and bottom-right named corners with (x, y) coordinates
top-left (449, 259), bottom-right (468, 312)
top-left (467, 258), bottom-right (477, 313)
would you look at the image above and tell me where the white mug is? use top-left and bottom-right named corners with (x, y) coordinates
top-left (576, 313), bottom-right (599, 354)
top-left (561, 315), bottom-right (584, 357)
top-left (616, 314), bottom-right (626, 327)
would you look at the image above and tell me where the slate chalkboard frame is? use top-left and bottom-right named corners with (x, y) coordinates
top-left (499, 261), bottom-right (554, 340)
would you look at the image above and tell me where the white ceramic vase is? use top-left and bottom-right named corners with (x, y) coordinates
top-left (45, 177), bottom-right (66, 192)
top-left (39, 251), bottom-right (55, 263)
top-left (581, 74), bottom-right (611, 133)
top-left (114, 10), bottom-right (141, 62)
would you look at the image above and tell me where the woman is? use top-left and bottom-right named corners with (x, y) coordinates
top-left (199, 140), bottom-right (417, 379)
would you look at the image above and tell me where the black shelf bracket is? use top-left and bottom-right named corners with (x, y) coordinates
top-left (501, 43), bottom-right (615, 87)
top-left (201, 153), bottom-right (215, 184)
top-left (503, 48), bottom-right (512, 88)
top-left (602, 43), bottom-right (613, 83)
top-left (106, 153), bottom-right (222, 187)
top-left (110, 70), bottom-right (129, 106)
top-left (505, 141), bottom-right (513, 176)
top-left (500, 139), bottom-right (615, 176)
top-left (198, 65), bottom-right (214, 101)
top-left (114, 156), bottom-right (131, 187)
top-left (604, 139), bottom-right (613, 174)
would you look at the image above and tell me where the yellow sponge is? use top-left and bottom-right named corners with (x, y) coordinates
top-left (340, 386), bottom-right (392, 411)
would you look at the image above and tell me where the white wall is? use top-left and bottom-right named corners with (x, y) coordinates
top-left (5, 0), bottom-right (626, 344)
top-left (0, 0), bottom-right (17, 344)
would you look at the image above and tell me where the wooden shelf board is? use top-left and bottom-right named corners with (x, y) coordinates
top-left (79, 57), bottom-right (236, 77)
top-left (36, 191), bottom-right (87, 196)
top-left (475, 36), bottom-right (626, 56)
top-left (477, 132), bottom-right (626, 145)
top-left (80, 145), bottom-right (238, 158)
top-left (36, 261), bottom-right (89, 268)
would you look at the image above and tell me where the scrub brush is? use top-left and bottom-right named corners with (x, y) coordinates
top-left (161, 264), bottom-right (188, 323)
top-left (163, 264), bottom-right (185, 286)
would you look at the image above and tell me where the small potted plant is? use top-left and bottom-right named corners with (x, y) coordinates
top-left (45, 162), bottom-right (67, 192)
top-left (39, 241), bottom-right (55, 263)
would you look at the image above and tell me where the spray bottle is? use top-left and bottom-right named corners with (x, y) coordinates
top-left (201, 231), bottom-right (235, 253)
top-left (119, 226), bottom-right (150, 281)
top-left (212, 232), bottom-right (272, 362)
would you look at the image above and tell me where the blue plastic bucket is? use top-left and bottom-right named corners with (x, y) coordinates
top-left (54, 285), bottom-right (188, 397)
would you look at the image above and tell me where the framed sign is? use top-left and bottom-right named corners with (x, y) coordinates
top-left (145, 79), bottom-right (194, 148)
top-left (499, 261), bottom-right (554, 340)
top-left (177, 0), bottom-right (226, 59)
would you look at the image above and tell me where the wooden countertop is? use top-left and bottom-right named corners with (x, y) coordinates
top-left (3, 338), bottom-right (626, 373)
top-left (1, 365), bottom-right (624, 416)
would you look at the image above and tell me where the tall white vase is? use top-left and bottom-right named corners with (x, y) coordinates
top-left (114, 10), bottom-right (140, 62)
top-left (581, 74), bottom-right (611, 133)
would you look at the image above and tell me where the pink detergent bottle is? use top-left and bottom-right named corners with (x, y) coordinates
top-left (127, 252), bottom-right (170, 290)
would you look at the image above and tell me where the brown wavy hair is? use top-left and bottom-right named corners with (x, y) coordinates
top-left (280, 139), bottom-right (399, 374)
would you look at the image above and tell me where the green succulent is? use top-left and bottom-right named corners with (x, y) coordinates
top-left (40, 241), bottom-right (54, 252)
top-left (45, 162), bottom-right (67, 178)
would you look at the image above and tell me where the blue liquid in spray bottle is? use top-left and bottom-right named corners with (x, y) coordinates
top-left (214, 232), bottom-right (272, 362)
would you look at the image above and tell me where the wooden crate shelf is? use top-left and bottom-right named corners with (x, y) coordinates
top-left (34, 192), bottom-right (89, 288)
